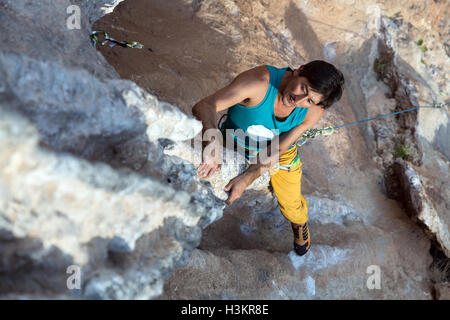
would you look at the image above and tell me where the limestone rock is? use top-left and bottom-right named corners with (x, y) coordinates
top-left (1, 0), bottom-right (448, 300)
top-left (0, 0), bottom-right (222, 299)
top-left (434, 282), bottom-right (450, 300)
top-left (0, 104), bottom-right (222, 299)
top-left (96, 0), bottom-right (445, 299)
top-left (386, 160), bottom-right (449, 256)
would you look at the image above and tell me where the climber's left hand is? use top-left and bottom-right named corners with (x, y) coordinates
top-left (223, 171), bottom-right (255, 205)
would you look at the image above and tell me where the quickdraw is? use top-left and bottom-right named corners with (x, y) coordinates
top-left (90, 30), bottom-right (143, 49)
top-left (278, 101), bottom-right (448, 170)
top-left (296, 126), bottom-right (335, 147)
top-left (295, 102), bottom-right (448, 147)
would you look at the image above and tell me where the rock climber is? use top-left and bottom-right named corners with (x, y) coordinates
top-left (192, 61), bottom-right (345, 256)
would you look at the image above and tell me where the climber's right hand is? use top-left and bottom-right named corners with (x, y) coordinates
top-left (198, 162), bottom-right (221, 179)
top-left (197, 139), bottom-right (222, 179)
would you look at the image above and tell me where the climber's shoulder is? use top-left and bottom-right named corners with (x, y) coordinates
top-left (302, 104), bottom-right (325, 127)
top-left (202, 65), bottom-right (269, 111)
top-left (225, 65), bottom-right (270, 107)
top-left (243, 65), bottom-right (271, 82)
top-left (230, 65), bottom-right (270, 93)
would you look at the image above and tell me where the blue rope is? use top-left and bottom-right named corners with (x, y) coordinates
top-left (297, 102), bottom-right (448, 146)
top-left (319, 103), bottom-right (447, 132)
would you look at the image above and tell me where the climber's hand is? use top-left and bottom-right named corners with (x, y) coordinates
top-left (198, 162), bottom-right (221, 179)
top-left (197, 139), bottom-right (222, 179)
top-left (224, 173), bottom-right (251, 205)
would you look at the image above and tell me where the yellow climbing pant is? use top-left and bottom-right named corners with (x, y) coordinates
top-left (269, 145), bottom-right (308, 225)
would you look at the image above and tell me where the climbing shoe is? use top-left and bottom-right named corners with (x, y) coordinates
top-left (291, 222), bottom-right (311, 256)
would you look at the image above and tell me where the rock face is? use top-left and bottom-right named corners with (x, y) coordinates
top-left (0, 106), bottom-right (221, 299)
top-left (0, 0), bottom-right (222, 299)
top-left (93, 0), bottom-right (447, 299)
top-left (435, 282), bottom-right (450, 300)
top-left (0, 0), bottom-right (448, 299)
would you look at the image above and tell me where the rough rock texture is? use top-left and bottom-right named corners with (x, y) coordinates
top-left (386, 160), bottom-right (450, 257)
top-left (0, 0), bottom-right (448, 299)
top-left (94, 0), bottom-right (448, 299)
top-left (0, 106), bottom-right (221, 299)
top-left (0, 0), bottom-right (222, 299)
top-left (371, 10), bottom-right (450, 258)
top-left (435, 282), bottom-right (450, 300)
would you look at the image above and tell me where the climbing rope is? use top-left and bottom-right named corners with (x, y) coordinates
top-left (296, 102), bottom-right (448, 147)
top-left (216, 101), bottom-right (447, 171)
top-left (90, 30), bottom-right (143, 49)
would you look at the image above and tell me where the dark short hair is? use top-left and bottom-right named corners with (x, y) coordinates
top-left (298, 60), bottom-right (345, 109)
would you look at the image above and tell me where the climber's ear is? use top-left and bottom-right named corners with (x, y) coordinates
top-left (294, 65), bottom-right (304, 76)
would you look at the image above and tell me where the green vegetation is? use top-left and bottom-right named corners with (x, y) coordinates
top-left (373, 57), bottom-right (389, 82)
top-left (373, 50), bottom-right (396, 94)
top-left (392, 143), bottom-right (414, 161)
top-left (416, 39), bottom-right (428, 53)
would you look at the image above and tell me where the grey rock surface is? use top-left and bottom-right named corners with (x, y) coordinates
top-left (0, 0), bottom-right (222, 299)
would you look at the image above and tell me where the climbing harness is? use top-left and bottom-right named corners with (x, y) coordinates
top-left (219, 113), bottom-right (302, 172)
top-left (272, 152), bottom-right (301, 172)
top-left (90, 30), bottom-right (143, 49)
top-left (219, 102), bottom-right (447, 172)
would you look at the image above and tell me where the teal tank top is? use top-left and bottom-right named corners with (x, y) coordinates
top-left (221, 65), bottom-right (309, 156)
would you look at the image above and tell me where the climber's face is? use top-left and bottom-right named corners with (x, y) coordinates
top-left (281, 67), bottom-right (324, 109)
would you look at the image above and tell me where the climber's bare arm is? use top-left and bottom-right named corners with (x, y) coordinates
top-left (192, 66), bottom-right (269, 179)
top-left (224, 105), bottom-right (324, 205)
top-left (272, 104), bottom-right (325, 159)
